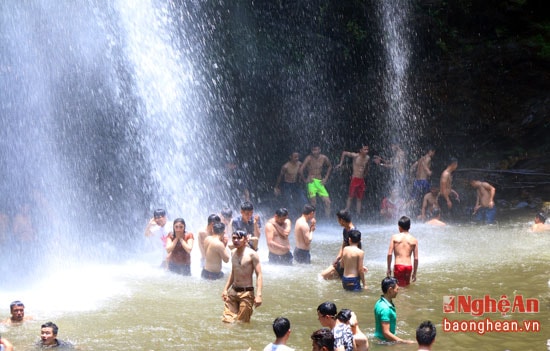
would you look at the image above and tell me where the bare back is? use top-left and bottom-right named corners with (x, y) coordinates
top-left (341, 245), bottom-right (364, 278)
top-left (294, 216), bottom-right (312, 250)
top-left (204, 235), bottom-right (229, 272)
top-left (388, 232), bottom-right (418, 266)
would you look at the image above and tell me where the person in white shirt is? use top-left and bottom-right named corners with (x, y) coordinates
top-left (263, 317), bottom-right (295, 351)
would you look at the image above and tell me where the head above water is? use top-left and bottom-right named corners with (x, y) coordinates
top-left (535, 212), bottom-right (547, 223)
top-left (153, 208), bottom-right (166, 218)
top-left (172, 218), bottom-right (186, 233)
top-left (272, 317), bottom-right (291, 338)
top-left (240, 201), bottom-right (254, 212)
top-left (311, 328), bottom-right (334, 351)
top-left (213, 222), bottom-right (225, 235)
top-left (336, 209), bottom-right (352, 223)
top-left (221, 207), bottom-right (233, 219)
top-left (336, 309), bottom-right (352, 323)
top-left (207, 213), bottom-right (221, 225)
top-left (317, 301), bottom-right (337, 318)
top-left (302, 204), bottom-right (316, 215)
top-left (381, 277), bottom-right (398, 293)
top-left (348, 229), bottom-right (361, 244)
top-left (398, 215), bottom-right (411, 231)
top-left (416, 320), bottom-right (436, 346)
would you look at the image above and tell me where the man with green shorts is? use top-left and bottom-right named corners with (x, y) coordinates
top-left (300, 145), bottom-right (332, 218)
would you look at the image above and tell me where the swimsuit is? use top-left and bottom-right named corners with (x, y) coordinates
top-left (268, 251), bottom-right (293, 265)
top-left (393, 264), bottom-right (413, 286)
top-left (348, 177), bottom-right (366, 199)
top-left (306, 178), bottom-right (329, 198)
top-left (222, 286), bottom-right (255, 323)
top-left (342, 276), bottom-right (362, 291)
top-left (293, 247), bottom-right (311, 264)
top-left (201, 268), bottom-right (224, 280)
top-left (411, 179), bottom-right (430, 202)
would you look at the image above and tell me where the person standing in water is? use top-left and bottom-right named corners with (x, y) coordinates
top-left (300, 145), bottom-right (333, 218)
top-left (335, 145), bottom-right (371, 216)
top-left (386, 216), bottom-right (418, 287)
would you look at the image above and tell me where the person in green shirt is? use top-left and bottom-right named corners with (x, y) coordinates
top-left (373, 277), bottom-right (414, 344)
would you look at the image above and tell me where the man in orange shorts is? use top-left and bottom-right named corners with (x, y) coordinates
top-left (386, 216), bottom-right (418, 286)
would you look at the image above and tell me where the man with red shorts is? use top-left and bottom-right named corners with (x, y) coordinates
top-left (335, 145), bottom-right (370, 216)
top-left (386, 216), bottom-right (418, 286)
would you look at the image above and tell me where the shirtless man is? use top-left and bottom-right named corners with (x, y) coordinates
top-left (410, 146), bottom-right (435, 209)
top-left (294, 204), bottom-right (316, 264)
top-left (221, 230), bottom-right (263, 323)
top-left (532, 213), bottom-right (550, 232)
top-left (321, 210), bottom-right (357, 280)
top-left (335, 145), bottom-right (370, 215)
top-left (374, 140), bottom-right (407, 189)
top-left (387, 216), bottom-right (418, 287)
top-left (340, 230), bottom-right (366, 291)
top-left (420, 185), bottom-right (440, 221)
top-left (265, 208), bottom-right (293, 265)
top-left (469, 179), bottom-right (496, 224)
top-left (198, 214), bottom-right (221, 267)
top-left (202, 222), bottom-right (230, 280)
top-left (274, 152), bottom-right (308, 215)
top-left (300, 145), bottom-right (332, 218)
top-left (2, 301), bottom-right (32, 325)
top-left (349, 312), bottom-right (369, 351)
top-left (439, 158), bottom-right (459, 221)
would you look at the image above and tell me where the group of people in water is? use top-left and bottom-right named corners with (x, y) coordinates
top-left (0, 301), bottom-right (71, 350)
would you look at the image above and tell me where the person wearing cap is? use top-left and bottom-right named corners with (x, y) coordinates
top-left (532, 212), bottom-right (550, 232)
top-left (1, 300), bottom-right (32, 325)
top-left (144, 208), bottom-right (171, 267)
top-left (221, 230), bottom-right (262, 323)
top-left (202, 222), bottom-right (230, 280)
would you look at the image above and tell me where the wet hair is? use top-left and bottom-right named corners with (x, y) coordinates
top-left (311, 328), bottom-right (334, 351)
top-left (302, 204), bottom-right (316, 215)
top-left (336, 210), bottom-right (352, 223)
top-left (348, 229), bottom-right (361, 244)
top-left (425, 145), bottom-right (435, 153)
top-left (9, 300), bottom-right (24, 311)
top-left (336, 309), bottom-right (352, 323)
top-left (416, 320), bottom-right (436, 346)
top-left (221, 207), bottom-right (233, 218)
top-left (153, 209), bottom-right (166, 218)
top-left (398, 216), bottom-right (411, 231)
top-left (240, 201), bottom-right (254, 211)
top-left (317, 301), bottom-right (337, 318)
top-left (272, 317), bottom-right (291, 338)
top-left (213, 222), bottom-right (225, 235)
top-left (536, 212), bottom-right (547, 223)
top-left (432, 208), bottom-right (441, 217)
top-left (381, 277), bottom-right (398, 293)
top-left (41, 321), bottom-right (58, 335)
top-left (172, 218), bottom-right (186, 237)
top-left (275, 208), bottom-right (289, 217)
top-left (232, 230), bottom-right (247, 238)
top-left (207, 214), bottom-right (221, 225)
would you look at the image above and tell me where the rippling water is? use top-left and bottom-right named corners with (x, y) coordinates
top-left (1, 216), bottom-right (548, 351)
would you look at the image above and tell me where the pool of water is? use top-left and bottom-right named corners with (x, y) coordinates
top-left (1, 215), bottom-right (548, 351)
